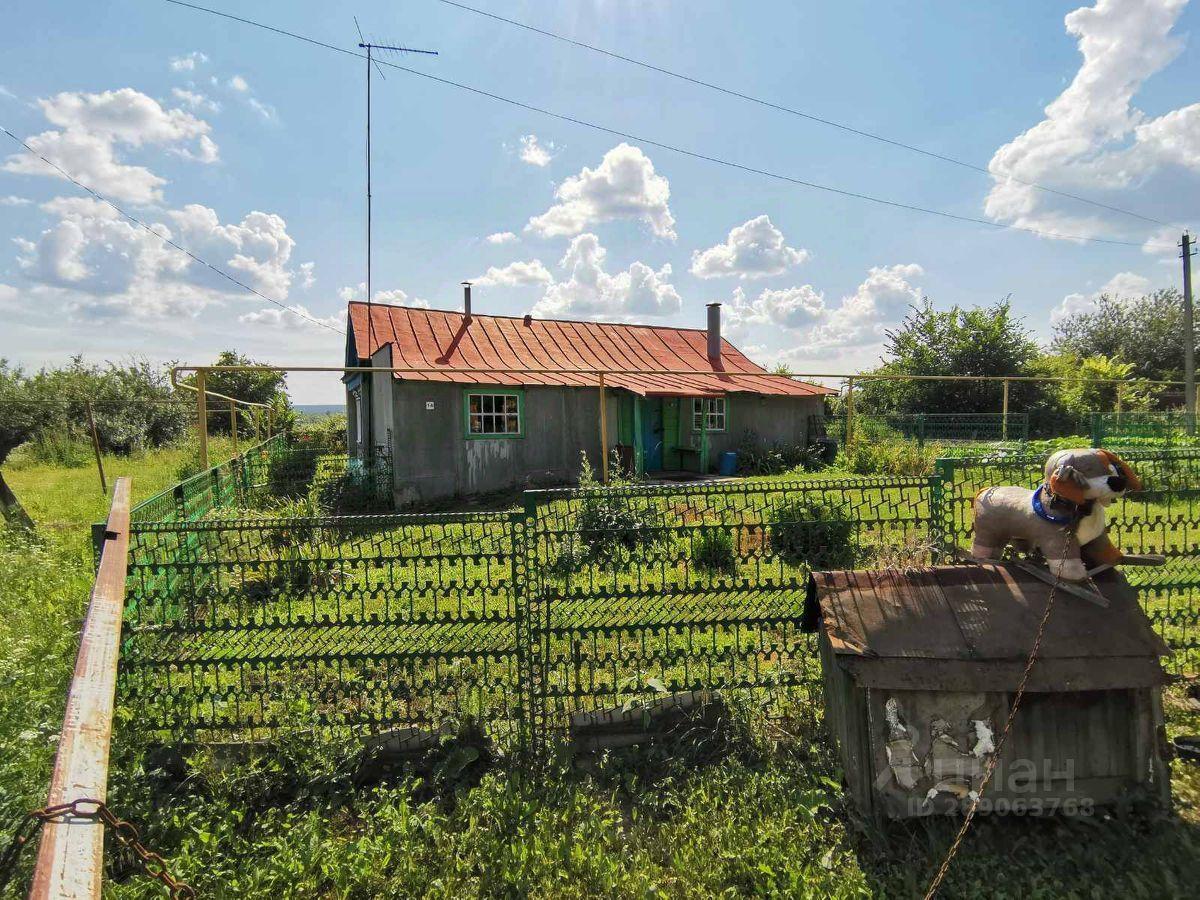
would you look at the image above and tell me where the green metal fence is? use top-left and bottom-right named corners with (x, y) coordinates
top-left (126, 434), bottom-right (393, 526)
top-left (1091, 412), bottom-right (1200, 448)
top-left (813, 412), bottom-right (1029, 445)
top-left (116, 443), bottom-right (1200, 748)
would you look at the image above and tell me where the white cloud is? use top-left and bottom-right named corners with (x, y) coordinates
top-left (2, 88), bottom-right (217, 204)
top-left (732, 263), bottom-right (924, 356)
top-left (485, 231), bottom-right (517, 245)
top-left (532, 233), bottom-right (681, 318)
top-left (337, 283), bottom-right (420, 306)
top-left (169, 51), bottom-right (208, 72)
top-left (0, 85), bottom-right (17, 101)
top-left (298, 261), bottom-right (315, 290)
top-left (690, 215), bottom-right (810, 280)
top-left (726, 284), bottom-right (826, 330)
top-left (985, 0), bottom-right (1199, 243)
top-left (0, 284), bottom-right (18, 308)
top-left (228, 75), bottom-right (250, 93)
top-left (246, 97), bottom-right (277, 122)
top-left (13, 197), bottom-right (300, 319)
top-left (472, 259), bottom-right (553, 287)
top-left (526, 143), bottom-right (676, 240)
top-left (171, 88), bottom-right (221, 114)
top-left (239, 303), bottom-right (341, 331)
top-left (1051, 270), bottom-right (1154, 324)
top-left (518, 134), bottom-right (556, 167)
top-left (1, 195), bottom-right (31, 206)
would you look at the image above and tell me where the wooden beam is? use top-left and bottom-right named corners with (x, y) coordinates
top-left (1002, 379), bottom-right (1010, 441)
top-left (229, 400), bottom-right (238, 456)
top-left (29, 477), bottom-right (132, 900)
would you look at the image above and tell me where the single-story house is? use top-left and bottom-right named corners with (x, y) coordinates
top-left (344, 287), bottom-right (834, 502)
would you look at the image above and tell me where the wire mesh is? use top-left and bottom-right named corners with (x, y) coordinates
top-left (1091, 412), bottom-right (1200, 448)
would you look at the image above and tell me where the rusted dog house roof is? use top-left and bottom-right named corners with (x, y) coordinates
top-left (804, 564), bottom-right (1170, 692)
top-left (347, 301), bottom-right (835, 398)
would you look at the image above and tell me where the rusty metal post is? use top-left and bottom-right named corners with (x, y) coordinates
top-left (29, 478), bottom-right (131, 900)
top-left (85, 400), bottom-right (107, 496)
top-left (195, 368), bottom-right (209, 470)
top-left (1002, 379), bottom-right (1010, 440)
top-left (599, 372), bottom-right (609, 484)
top-left (229, 399), bottom-right (238, 455)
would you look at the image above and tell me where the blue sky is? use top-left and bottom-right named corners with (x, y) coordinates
top-left (1, 0), bottom-right (1197, 402)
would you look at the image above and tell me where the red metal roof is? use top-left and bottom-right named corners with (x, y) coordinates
top-left (347, 302), bottom-right (835, 398)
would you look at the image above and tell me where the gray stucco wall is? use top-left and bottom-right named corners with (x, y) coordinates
top-left (389, 381), bottom-right (621, 502)
top-left (702, 394), bottom-right (825, 464)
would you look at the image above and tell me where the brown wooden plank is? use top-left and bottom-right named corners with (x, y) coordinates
top-left (30, 478), bottom-right (131, 900)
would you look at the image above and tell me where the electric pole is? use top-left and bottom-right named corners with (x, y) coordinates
top-left (1183, 231), bottom-right (1196, 426)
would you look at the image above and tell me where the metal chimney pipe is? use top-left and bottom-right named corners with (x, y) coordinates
top-left (462, 281), bottom-right (472, 320)
top-left (706, 302), bottom-right (722, 359)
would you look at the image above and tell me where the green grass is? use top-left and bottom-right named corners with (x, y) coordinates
top-left (2, 435), bottom-right (237, 529)
top-left (3, 442), bottom-right (1200, 898)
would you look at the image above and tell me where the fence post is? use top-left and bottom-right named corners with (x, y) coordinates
top-left (929, 457), bottom-right (955, 561)
top-left (85, 400), bottom-right (107, 496)
top-left (229, 399), bottom-right (238, 455)
top-left (1001, 379), bottom-right (1010, 440)
top-left (1091, 412), bottom-right (1103, 448)
top-left (845, 377), bottom-right (856, 449)
top-left (916, 413), bottom-right (926, 448)
top-left (598, 372), bottom-right (609, 484)
top-left (196, 368), bottom-right (209, 470)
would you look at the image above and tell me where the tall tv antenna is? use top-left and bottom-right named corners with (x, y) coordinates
top-left (354, 18), bottom-right (437, 351)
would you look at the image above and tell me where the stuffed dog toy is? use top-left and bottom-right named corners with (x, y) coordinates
top-left (971, 448), bottom-right (1141, 582)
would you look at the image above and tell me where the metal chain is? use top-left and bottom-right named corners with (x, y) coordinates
top-left (922, 534), bottom-right (1071, 900)
top-left (0, 798), bottom-right (194, 900)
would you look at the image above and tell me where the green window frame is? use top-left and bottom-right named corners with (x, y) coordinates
top-left (692, 397), bottom-right (727, 433)
top-left (464, 388), bottom-right (525, 439)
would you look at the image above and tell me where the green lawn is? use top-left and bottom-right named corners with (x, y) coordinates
top-left (2, 443), bottom-right (1200, 898)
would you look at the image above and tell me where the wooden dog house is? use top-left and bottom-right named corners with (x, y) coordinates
top-left (804, 563), bottom-right (1172, 821)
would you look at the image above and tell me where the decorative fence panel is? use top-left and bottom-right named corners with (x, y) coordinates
top-left (1091, 412), bottom-right (1200, 448)
top-left (120, 511), bottom-right (518, 742)
top-left (937, 449), bottom-right (1200, 673)
top-left (521, 477), bottom-right (933, 738)
top-left (118, 443), bottom-right (1200, 748)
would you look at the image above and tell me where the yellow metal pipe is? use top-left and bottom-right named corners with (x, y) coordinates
top-left (599, 372), bottom-right (609, 484)
top-left (1002, 380), bottom-right (1010, 440)
top-left (229, 400), bottom-right (238, 455)
top-left (170, 364), bottom-right (1184, 388)
top-left (196, 368), bottom-right (208, 471)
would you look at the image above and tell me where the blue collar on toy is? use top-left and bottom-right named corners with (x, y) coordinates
top-left (1032, 485), bottom-right (1078, 524)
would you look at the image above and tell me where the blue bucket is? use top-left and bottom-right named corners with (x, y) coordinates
top-left (717, 450), bottom-right (738, 476)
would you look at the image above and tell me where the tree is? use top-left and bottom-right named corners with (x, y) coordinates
top-left (1052, 289), bottom-right (1190, 384)
top-left (856, 299), bottom-right (1045, 416)
top-left (1027, 353), bottom-right (1153, 435)
top-left (0, 363), bottom-right (40, 528)
top-left (186, 350), bottom-right (293, 436)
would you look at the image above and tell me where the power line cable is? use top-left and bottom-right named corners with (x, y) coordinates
top-left (432, 0), bottom-right (1180, 231)
top-left (0, 125), bottom-right (346, 336)
top-left (160, 0), bottom-right (1176, 250)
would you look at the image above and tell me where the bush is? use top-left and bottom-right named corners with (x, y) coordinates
top-left (574, 452), bottom-right (660, 562)
top-left (268, 449), bottom-right (320, 500)
top-left (293, 413), bottom-right (348, 452)
top-left (841, 437), bottom-right (941, 476)
top-left (768, 496), bottom-right (856, 569)
top-left (314, 470), bottom-right (383, 516)
top-left (735, 431), bottom-right (825, 476)
top-left (690, 526), bottom-right (737, 575)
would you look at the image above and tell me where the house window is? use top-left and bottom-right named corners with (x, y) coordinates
top-left (465, 390), bottom-right (523, 437)
top-left (692, 397), bottom-right (727, 432)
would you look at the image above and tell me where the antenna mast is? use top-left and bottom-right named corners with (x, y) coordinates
top-left (354, 19), bottom-right (437, 349)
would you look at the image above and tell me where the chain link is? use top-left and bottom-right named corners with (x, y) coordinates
top-left (0, 798), bottom-right (194, 899)
top-left (923, 535), bottom-right (1071, 899)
